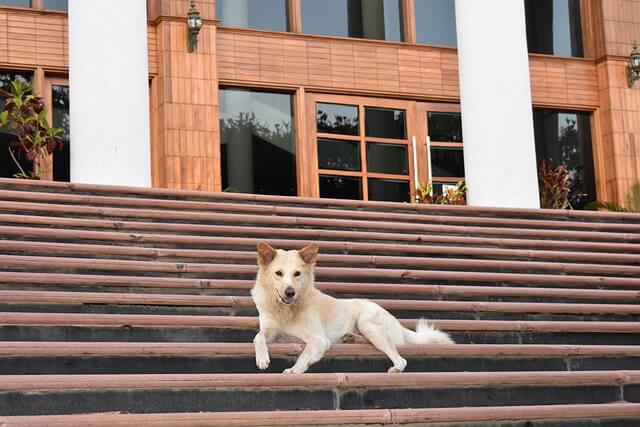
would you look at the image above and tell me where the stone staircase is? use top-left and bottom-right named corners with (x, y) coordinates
top-left (0, 177), bottom-right (639, 425)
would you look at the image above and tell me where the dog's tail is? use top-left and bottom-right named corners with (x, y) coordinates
top-left (403, 319), bottom-right (454, 345)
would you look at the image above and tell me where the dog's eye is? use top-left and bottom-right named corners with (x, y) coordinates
top-left (275, 270), bottom-right (283, 277)
top-left (294, 271), bottom-right (301, 277)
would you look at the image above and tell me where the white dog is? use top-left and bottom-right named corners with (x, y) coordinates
top-left (251, 242), bottom-right (454, 374)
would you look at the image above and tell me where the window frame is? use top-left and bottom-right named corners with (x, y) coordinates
top-left (306, 92), bottom-right (415, 201)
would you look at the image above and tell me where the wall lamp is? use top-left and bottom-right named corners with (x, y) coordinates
top-left (187, 1), bottom-right (203, 53)
top-left (627, 42), bottom-right (640, 88)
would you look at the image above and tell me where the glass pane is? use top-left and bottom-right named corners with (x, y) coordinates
top-left (318, 138), bottom-right (361, 171)
top-left (52, 85), bottom-right (70, 182)
top-left (367, 143), bottom-right (408, 174)
top-left (301, 0), bottom-right (402, 41)
top-left (427, 112), bottom-right (462, 142)
top-left (432, 181), bottom-right (458, 195)
top-left (220, 88), bottom-right (296, 196)
top-left (414, 0), bottom-right (457, 46)
top-left (0, 0), bottom-right (30, 7)
top-left (43, 0), bottom-right (67, 10)
top-left (525, 0), bottom-right (583, 57)
top-left (319, 175), bottom-right (363, 200)
top-left (365, 107), bottom-right (406, 139)
top-left (430, 147), bottom-right (465, 178)
top-left (316, 102), bottom-right (359, 136)
top-left (216, 0), bottom-right (288, 31)
top-left (0, 71), bottom-right (33, 179)
top-left (533, 109), bottom-right (596, 210)
top-left (368, 178), bottom-right (410, 202)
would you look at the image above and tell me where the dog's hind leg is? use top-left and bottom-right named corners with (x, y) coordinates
top-left (283, 335), bottom-right (331, 374)
top-left (358, 319), bottom-right (407, 373)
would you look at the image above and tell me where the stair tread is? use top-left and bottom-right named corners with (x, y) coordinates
top-left (2, 290), bottom-right (640, 315)
top-left (2, 342), bottom-right (639, 357)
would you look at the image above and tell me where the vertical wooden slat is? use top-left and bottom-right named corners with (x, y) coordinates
top-left (288, 0), bottom-right (301, 33)
top-left (401, 0), bottom-right (416, 44)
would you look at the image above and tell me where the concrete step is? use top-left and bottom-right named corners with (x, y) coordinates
top-left (2, 178), bottom-right (638, 226)
top-left (2, 272), bottom-right (638, 305)
top-left (5, 226), bottom-right (640, 264)
top-left (3, 214), bottom-right (638, 254)
top-left (3, 240), bottom-right (640, 277)
top-left (1, 313), bottom-right (639, 344)
top-left (1, 342), bottom-right (639, 374)
top-left (2, 255), bottom-right (639, 290)
top-left (1, 290), bottom-right (639, 322)
top-left (0, 371), bottom-right (639, 416)
top-left (3, 404), bottom-right (640, 426)
top-left (3, 199), bottom-right (638, 244)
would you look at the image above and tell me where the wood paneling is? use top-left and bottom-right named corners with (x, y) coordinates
top-left (0, 8), bottom-right (158, 75)
top-left (152, 20), bottom-right (219, 192)
top-left (218, 28), bottom-right (599, 110)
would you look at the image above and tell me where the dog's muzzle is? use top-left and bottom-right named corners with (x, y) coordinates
top-left (278, 287), bottom-right (296, 305)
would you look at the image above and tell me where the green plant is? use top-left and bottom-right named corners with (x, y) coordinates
top-left (586, 182), bottom-right (640, 213)
top-left (538, 160), bottom-right (572, 210)
top-left (0, 79), bottom-right (63, 179)
top-left (415, 180), bottom-right (467, 205)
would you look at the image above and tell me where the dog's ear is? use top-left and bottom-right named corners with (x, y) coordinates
top-left (257, 242), bottom-right (277, 266)
top-left (298, 242), bottom-right (319, 265)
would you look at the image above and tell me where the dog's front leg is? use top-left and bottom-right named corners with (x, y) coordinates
top-left (283, 335), bottom-right (331, 374)
top-left (254, 327), bottom-right (277, 370)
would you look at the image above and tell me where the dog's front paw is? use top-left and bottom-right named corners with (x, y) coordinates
top-left (256, 352), bottom-right (270, 370)
top-left (387, 358), bottom-right (407, 373)
top-left (283, 366), bottom-right (304, 374)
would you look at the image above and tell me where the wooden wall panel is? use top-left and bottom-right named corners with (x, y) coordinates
top-left (153, 20), bottom-right (219, 192)
top-left (0, 8), bottom-right (158, 75)
top-left (217, 28), bottom-right (461, 100)
top-left (218, 28), bottom-right (598, 109)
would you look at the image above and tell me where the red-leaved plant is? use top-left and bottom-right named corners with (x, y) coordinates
top-left (538, 160), bottom-right (572, 210)
top-left (0, 79), bottom-right (63, 179)
top-left (415, 180), bottom-right (467, 205)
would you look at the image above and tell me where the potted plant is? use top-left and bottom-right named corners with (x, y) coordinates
top-left (414, 180), bottom-right (467, 205)
top-left (0, 79), bottom-right (63, 179)
top-left (538, 160), bottom-right (572, 209)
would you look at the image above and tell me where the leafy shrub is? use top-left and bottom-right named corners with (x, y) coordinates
top-left (538, 160), bottom-right (572, 209)
top-left (415, 180), bottom-right (467, 205)
top-left (0, 79), bottom-right (63, 179)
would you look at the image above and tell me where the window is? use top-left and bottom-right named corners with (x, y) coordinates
top-left (414, 0), bottom-right (457, 47)
top-left (427, 111), bottom-right (464, 193)
top-left (0, 71), bottom-right (33, 179)
top-left (525, 0), bottom-right (583, 57)
top-left (0, 0), bottom-right (30, 7)
top-left (51, 84), bottom-right (70, 182)
top-left (216, 0), bottom-right (288, 32)
top-left (301, 0), bottom-right (403, 41)
top-left (533, 109), bottom-right (596, 210)
top-left (43, 0), bottom-right (67, 10)
top-left (315, 99), bottom-right (411, 202)
top-left (219, 88), bottom-right (296, 196)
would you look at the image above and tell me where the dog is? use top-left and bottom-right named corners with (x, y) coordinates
top-left (251, 242), bottom-right (454, 374)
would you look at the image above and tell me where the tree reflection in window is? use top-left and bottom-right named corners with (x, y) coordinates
top-left (316, 103), bottom-right (359, 136)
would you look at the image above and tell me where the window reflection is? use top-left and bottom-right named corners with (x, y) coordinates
top-left (428, 112), bottom-right (462, 142)
top-left (52, 85), bottom-right (70, 182)
top-left (301, 0), bottom-right (402, 41)
top-left (533, 109), bottom-right (595, 209)
top-left (367, 143), bottom-right (408, 174)
top-left (220, 88), bottom-right (296, 196)
top-left (525, 0), bottom-right (583, 57)
top-left (0, 1), bottom-right (30, 7)
top-left (414, 0), bottom-right (457, 47)
top-left (365, 107), bottom-right (406, 139)
top-left (368, 178), bottom-right (410, 202)
top-left (217, 0), bottom-right (288, 32)
top-left (318, 138), bottom-right (361, 171)
top-left (316, 103), bottom-right (359, 136)
top-left (320, 175), bottom-right (362, 200)
top-left (43, 0), bottom-right (67, 10)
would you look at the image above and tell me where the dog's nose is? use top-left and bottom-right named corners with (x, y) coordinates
top-left (284, 287), bottom-right (295, 298)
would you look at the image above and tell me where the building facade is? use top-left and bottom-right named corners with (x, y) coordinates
top-left (0, 0), bottom-right (638, 209)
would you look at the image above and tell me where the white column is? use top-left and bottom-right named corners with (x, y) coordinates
top-left (68, 0), bottom-right (151, 187)
top-left (455, 0), bottom-right (540, 208)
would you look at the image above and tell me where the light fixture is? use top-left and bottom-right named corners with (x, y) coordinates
top-left (187, 1), bottom-right (203, 53)
top-left (627, 41), bottom-right (640, 88)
